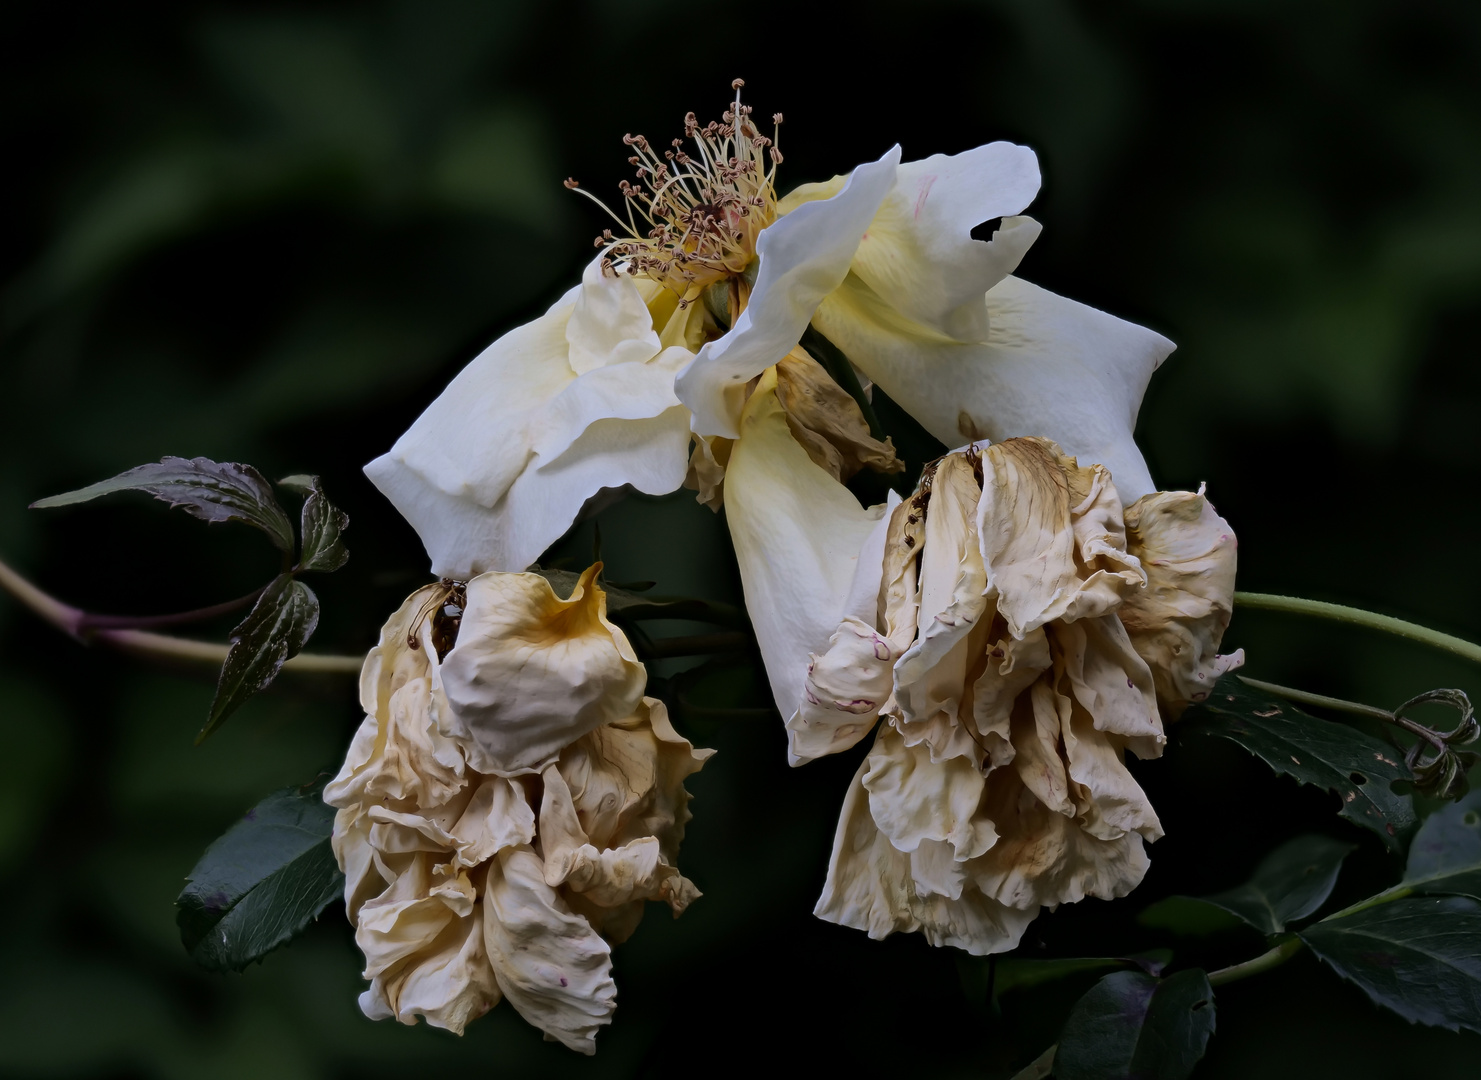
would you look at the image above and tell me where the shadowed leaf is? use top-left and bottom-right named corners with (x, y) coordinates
top-left (280, 474), bottom-right (349, 573)
top-left (1055, 968), bottom-right (1216, 1080)
top-left (1183, 674), bottom-right (1415, 851)
top-left (201, 574), bottom-right (319, 741)
top-left (32, 456), bottom-right (295, 551)
top-left (1300, 896), bottom-right (1481, 1034)
top-left (1153, 834), bottom-right (1356, 935)
top-left (1403, 789), bottom-right (1481, 901)
top-left (176, 780), bottom-right (342, 973)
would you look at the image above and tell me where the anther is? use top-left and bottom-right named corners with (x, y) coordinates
top-left (564, 178), bottom-right (580, 189)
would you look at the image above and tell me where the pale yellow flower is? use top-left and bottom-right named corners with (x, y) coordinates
top-left (325, 567), bottom-right (711, 1052)
top-left (785, 440), bottom-right (1240, 954)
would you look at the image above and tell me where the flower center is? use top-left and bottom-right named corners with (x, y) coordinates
top-left (564, 78), bottom-right (783, 305)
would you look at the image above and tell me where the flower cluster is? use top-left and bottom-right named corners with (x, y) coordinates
top-left (325, 567), bottom-right (710, 1053)
top-left (788, 440), bottom-right (1240, 951)
top-left (343, 83), bottom-right (1246, 1049)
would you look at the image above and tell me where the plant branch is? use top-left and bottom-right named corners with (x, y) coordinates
top-left (75, 586), bottom-right (266, 632)
top-left (1238, 676), bottom-right (1395, 724)
top-left (0, 553), bottom-right (361, 674)
top-left (1207, 936), bottom-right (1304, 987)
top-left (1234, 591), bottom-right (1481, 666)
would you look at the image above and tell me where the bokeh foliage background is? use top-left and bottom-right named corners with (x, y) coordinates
top-left (2, 0), bottom-right (1480, 1076)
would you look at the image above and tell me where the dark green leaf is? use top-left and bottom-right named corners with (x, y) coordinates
top-left (1139, 896), bottom-right (1247, 937)
top-left (201, 574), bottom-right (319, 741)
top-left (282, 474), bottom-right (349, 573)
top-left (31, 456), bottom-right (295, 552)
top-left (1182, 674), bottom-right (1415, 851)
top-left (1300, 896), bottom-right (1481, 1034)
top-left (1056, 969), bottom-right (1216, 1080)
top-left (176, 781), bottom-right (343, 973)
top-left (1403, 789), bottom-right (1481, 901)
top-left (1195, 834), bottom-right (1356, 934)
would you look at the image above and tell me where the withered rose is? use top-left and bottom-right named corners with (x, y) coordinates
top-left (325, 567), bottom-right (711, 1053)
top-left (787, 439), bottom-right (1240, 954)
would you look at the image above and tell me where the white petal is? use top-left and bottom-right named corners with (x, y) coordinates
top-left (813, 274), bottom-right (1173, 503)
top-left (566, 257), bottom-right (661, 375)
top-left (383, 911), bottom-right (501, 1035)
top-left (450, 777), bottom-right (536, 865)
top-left (723, 370), bottom-right (891, 720)
top-left (531, 347), bottom-right (690, 463)
top-left (364, 287), bottom-right (578, 576)
top-left (440, 568), bottom-right (646, 775)
top-left (483, 846), bottom-right (616, 1055)
top-left (675, 147), bottom-right (902, 438)
top-left (366, 259), bottom-right (692, 577)
top-left (492, 406), bottom-right (693, 575)
top-left (851, 142), bottom-right (1042, 341)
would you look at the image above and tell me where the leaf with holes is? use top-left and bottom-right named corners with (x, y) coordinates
top-left (1403, 789), bottom-right (1481, 901)
top-left (279, 474), bottom-right (349, 573)
top-left (1300, 896), bottom-right (1481, 1034)
top-left (1182, 675), bottom-right (1415, 851)
top-left (201, 574), bottom-right (320, 741)
top-left (1055, 969), bottom-right (1216, 1080)
top-left (176, 781), bottom-right (343, 973)
top-left (1197, 834), bottom-right (1356, 934)
top-left (32, 456), bottom-right (295, 551)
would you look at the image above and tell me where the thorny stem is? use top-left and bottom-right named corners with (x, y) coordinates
top-left (0, 553), bottom-right (361, 673)
top-left (1207, 936), bottom-right (1304, 987)
top-left (1234, 591), bottom-right (1481, 667)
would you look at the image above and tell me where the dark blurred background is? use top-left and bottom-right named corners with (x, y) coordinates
top-left (2, 1), bottom-right (1479, 1076)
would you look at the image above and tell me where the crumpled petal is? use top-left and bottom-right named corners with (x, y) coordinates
top-left (813, 274), bottom-right (1173, 503)
top-left (813, 735), bottom-right (1037, 956)
top-left (365, 258), bottom-right (693, 577)
top-left (893, 454), bottom-right (992, 762)
top-left (786, 616), bottom-right (896, 765)
top-left (723, 368), bottom-right (893, 721)
top-left (1120, 488), bottom-right (1244, 714)
top-left (977, 438), bottom-right (1145, 638)
top-left (325, 586), bottom-right (467, 812)
top-left (440, 566), bottom-right (646, 775)
top-left (775, 347), bottom-right (903, 482)
top-left (483, 846), bottom-right (617, 1055)
top-left (675, 146), bottom-right (901, 439)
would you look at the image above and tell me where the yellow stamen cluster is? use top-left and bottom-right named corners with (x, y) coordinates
top-left (564, 79), bottom-right (782, 304)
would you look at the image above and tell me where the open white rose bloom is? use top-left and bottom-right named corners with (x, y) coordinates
top-left (324, 566), bottom-right (711, 1053)
top-left (363, 86), bottom-right (1172, 596)
top-left (789, 439), bottom-right (1241, 953)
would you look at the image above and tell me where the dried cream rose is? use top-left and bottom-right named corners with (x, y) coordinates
top-left (788, 440), bottom-right (1240, 955)
top-left (325, 567), bottom-right (711, 1053)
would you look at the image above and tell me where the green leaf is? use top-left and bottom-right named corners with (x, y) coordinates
top-left (201, 574), bottom-right (320, 741)
top-left (281, 474), bottom-right (349, 573)
top-left (1055, 969), bottom-right (1216, 1080)
top-left (1299, 896), bottom-right (1481, 1034)
top-left (1194, 834), bottom-right (1356, 934)
top-left (176, 781), bottom-right (343, 973)
top-left (31, 456), bottom-right (295, 552)
top-left (1182, 674), bottom-right (1416, 852)
top-left (1139, 896), bottom-right (1247, 937)
top-left (1403, 788), bottom-right (1481, 901)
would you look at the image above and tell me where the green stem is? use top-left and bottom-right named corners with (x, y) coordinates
top-left (1207, 936), bottom-right (1304, 987)
top-left (1234, 592), bottom-right (1481, 666)
top-left (1238, 676), bottom-right (1395, 724)
top-left (1320, 884), bottom-right (1413, 923)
